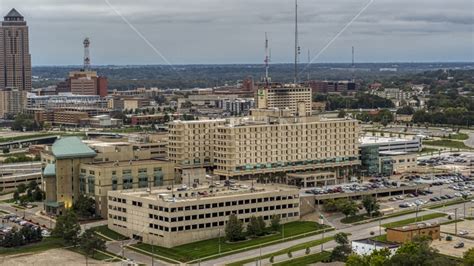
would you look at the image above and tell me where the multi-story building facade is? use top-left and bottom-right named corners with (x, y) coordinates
top-left (68, 70), bottom-right (108, 96)
top-left (0, 9), bottom-right (32, 92)
top-left (107, 183), bottom-right (300, 247)
top-left (0, 88), bottom-right (26, 117)
top-left (256, 85), bottom-right (312, 116)
top-left (213, 116), bottom-right (360, 180)
top-left (168, 115), bottom-right (360, 182)
top-left (168, 119), bottom-right (226, 169)
top-left (41, 137), bottom-right (175, 217)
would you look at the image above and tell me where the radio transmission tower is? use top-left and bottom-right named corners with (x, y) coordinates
top-left (83, 37), bottom-right (91, 71)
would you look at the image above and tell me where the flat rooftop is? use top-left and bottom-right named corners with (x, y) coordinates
top-left (109, 183), bottom-right (298, 203)
top-left (360, 136), bottom-right (420, 145)
top-left (352, 238), bottom-right (399, 248)
top-left (84, 158), bottom-right (170, 167)
top-left (388, 222), bottom-right (440, 231)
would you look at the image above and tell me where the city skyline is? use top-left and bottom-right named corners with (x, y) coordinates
top-left (1, 0), bottom-right (473, 66)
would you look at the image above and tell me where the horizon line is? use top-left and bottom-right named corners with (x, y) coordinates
top-left (31, 61), bottom-right (474, 67)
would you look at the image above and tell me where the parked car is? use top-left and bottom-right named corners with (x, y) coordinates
top-left (459, 230), bottom-right (469, 236)
top-left (454, 242), bottom-right (465, 248)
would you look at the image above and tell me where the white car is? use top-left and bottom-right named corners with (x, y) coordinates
top-left (459, 230), bottom-right (469, 236)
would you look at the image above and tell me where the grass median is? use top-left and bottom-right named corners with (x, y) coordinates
top-left (132, 221), bottom-right (330, 262)
top-left (273, 251), bottom-right (331, 266)
top-left (227, 236), bottom-right (336, 266)
top-left (89, 225), bottom-right (128, 241)
top-left (0, 237), bottom-right (64, 256)
top-left (424, 139), bottom-right (472, 150)
top-left (382, 213), bottom-right (446, 228)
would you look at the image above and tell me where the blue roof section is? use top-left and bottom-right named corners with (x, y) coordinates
top-left (43, 163), bottom-right (56, 177)
top-left (51, 137), bottom-right (96, 159)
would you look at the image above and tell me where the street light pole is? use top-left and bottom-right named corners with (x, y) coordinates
top-left (151, 240), bottom-right (154, 266)
top-left (455, 208), bottom-right (458, 236)
top-left (218, 228), bottom-right (221, 254)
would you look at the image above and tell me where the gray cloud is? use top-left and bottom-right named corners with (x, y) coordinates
top-left (1, 0), bottom-right (472, 65)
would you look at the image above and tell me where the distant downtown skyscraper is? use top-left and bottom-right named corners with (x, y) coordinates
top-left (0, 8), bottom-right (32, 91)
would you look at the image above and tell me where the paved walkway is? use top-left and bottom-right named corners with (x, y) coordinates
top-left (464, 132), bottom-right (474, 148)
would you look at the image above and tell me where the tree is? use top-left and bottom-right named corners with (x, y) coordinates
top-left (270, 214), bottom-right (280, 232)
top-left (323, 199), bottom-right (338, 212)
top-left (79, 229), bottom-right (106, 259)
top-left (463, 248), bottom-right (474, 266)
top-left (362, 195), bottom-right (380, 217)
top-left (334, 233), bottom-right (349, 245)
top-left (13, 191), bottom-right (20, 201)
top-left (28, 181), bottom-right (38, 191)
top-left (396, 106), bottom-right (415, 115)
top-left (52, 210), bottom-right (81, 244)
top-left (337, 199), bottom-right (358, 218)
top-left (256, 216), bottom-right (266, 236)
top-left (338, 110), bottom-right (347, 118)
top-left (73, 195), bottom-right (96, 218)
top-left (17, 183), bottom-right (27, 193)
top-left (225, 214), bottom-right (244, 242)
top-left (247, 216), bottom-right (264, 237)
top-left (331, 232), bottom-right (352, 262)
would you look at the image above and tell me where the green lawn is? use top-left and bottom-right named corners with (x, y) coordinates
top-left (133, 221), bottom-right (330, 262)
top-left (0, 133), bottom-right (55, 143)
top-left (424, 140), bottom-right (471, 150)
top-left (273, 251), bottom-right (331, 266)
top-left (227, 236), bottom-right (336, 266)
top-left (90, 225), bottom-right (129, 241)
top-left (448, 133), bottom-right (469, 140)
top-left (371, 234), bottom-right (387, 242)
top-left (418, 147), bottom-right (440, 155)
top-left (382, 213), bottom-right (446, 228)
top-left (0, 237), bottom-right (64, 255)
top-left (341, 213), bottom-right (382, 224)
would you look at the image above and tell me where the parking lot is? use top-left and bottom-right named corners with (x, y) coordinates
top-left (1, 213), bottom-right (51, 237)
top-left (430, 220), bottom-right (474, 258)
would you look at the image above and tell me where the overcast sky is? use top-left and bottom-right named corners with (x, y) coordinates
top-left (2, 0), bottom-right (473, 65)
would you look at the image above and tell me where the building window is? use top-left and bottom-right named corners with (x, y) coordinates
top-left (87, 176), bottom-right (95, 194)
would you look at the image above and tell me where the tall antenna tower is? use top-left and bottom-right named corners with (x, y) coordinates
top-left (307, 49), bottom-right (311, 81)
top-left (83, 37), bottom-right (91, 71)
top-left (351, 46), bottom-right (355, 82)
top-left (294, 0), bottom-right (300, 85)
top-left (264, 32), bottom-right (270, 85)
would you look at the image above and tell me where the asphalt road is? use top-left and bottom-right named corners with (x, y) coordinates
top-left (203, 201), bottom-right (471, 266)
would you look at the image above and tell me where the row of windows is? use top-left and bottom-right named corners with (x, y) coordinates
top-left (148, 212), bottom-right (299, 232)
top-left (109, 205), bottom-right (127, 213)
top-left (146, 195), bottom-right (297, 212)
top-left (110, 214), bottom-right (127, 222)
top-left (148, 204), bottom-right (297, 222)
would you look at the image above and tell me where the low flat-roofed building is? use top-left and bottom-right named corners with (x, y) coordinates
top-left (360, 136), bottom-right (421, 153)
top-left (387, 222), bottom-right (441, 243)
top-left (107, 183), bottom-right (300, 247)
top-left (379, 151), bottom-right (417, 175)
top-left (0, 162), bottom-right (42, 192)
top-left (286, 171), bottom-right (336, 188)
top-left (351, 238), bottom-right (399, 256)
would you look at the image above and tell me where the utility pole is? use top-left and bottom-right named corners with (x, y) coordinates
top-left (455, 208), bottom-right (458, 236)
top-left (218, 228), bottom-right (221, 254)
top-left (151, 240), bottom-right (155, 266)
